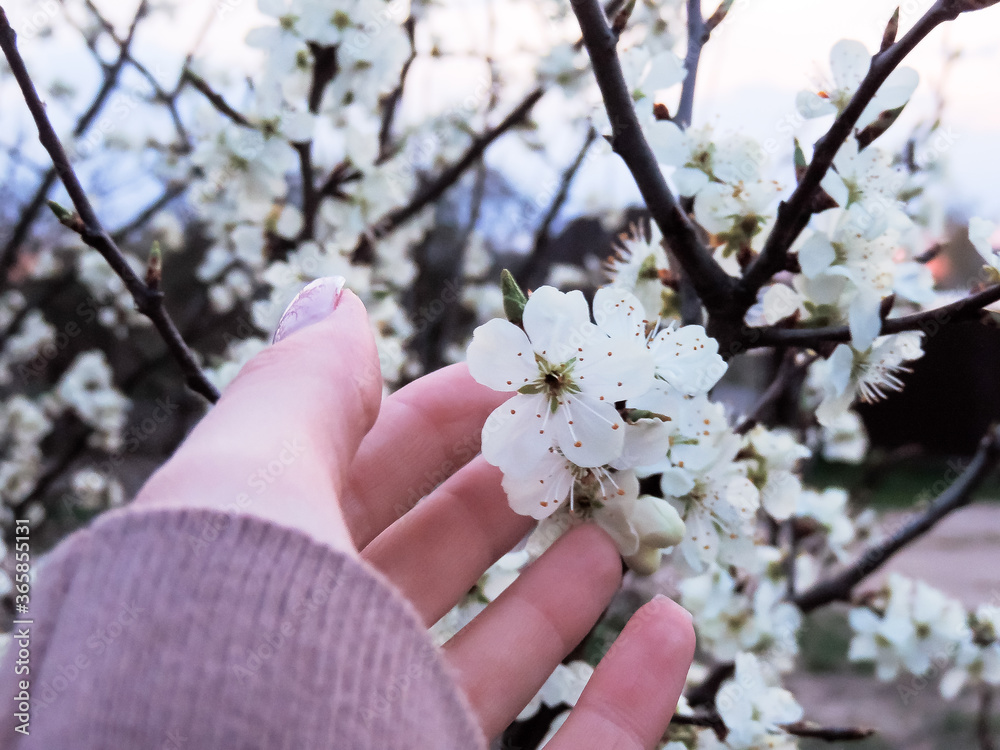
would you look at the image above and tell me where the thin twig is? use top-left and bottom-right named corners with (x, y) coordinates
top-left (0, 0), bottom-right (148, 283)
top-left (0, 8), bottom-right (219, 402)
top-left (747, 283), bottom-right (1000, 349)
top-left (793, 424), bottom-right (1000, 612)
top-left (293, 141), bottom-right (318, 242)
top-left (734, 351), bottom-right (817, 434)
top-left (735, 0), bottom-right (960, 313)
top-left (354, 86), bottom-right (545, 260)
top-left (182, 69), bottom-right (254, 128)
top-left (570, 0), bottom-right (735, 317)
top-left (519, 127), bottom-right (598, 286)
top-left (77, 0), bottom-right (190, 147)
top-left (670, 712), bottom-right (874, 742)
top-left (377, 16), bottom-right (416, 165)
top-left (676, 0), bottom-right (732, 128)
top-left (781, 721), bottom-right (877, 742)
top-left (674, 0), bottom-right (705, 129)
top-left (110, 181), bottom-right (188, 243)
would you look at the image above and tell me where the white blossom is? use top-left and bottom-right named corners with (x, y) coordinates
top-left (849, 574), bottom-right (969, 681)
top-left (810, 333), bottom-right (923, 426)
top-left (796, 39), bottom-right (918, 129)
top-left (469, 286), bottom-right (654, 471)
top-left (970, 217), bottom-right (999, 270)
top-left (716, 653), bottom-right (803, 746)
top-left (54, 351), bottom-right (129, 452)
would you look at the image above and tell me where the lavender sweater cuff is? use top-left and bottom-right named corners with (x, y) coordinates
top-left (0, 508), bottom-right (486, 749)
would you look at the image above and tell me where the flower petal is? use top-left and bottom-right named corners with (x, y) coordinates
top-left (798, 232), bottom-right (837, 278)
top-left (554, 393), bottom-right (625, 468)
top-left (632, 495), bottom-right (686, 548)
top-left (660, 466), bottom-right (696, 496)
top-left (673, 167), bottom-right (710, 197)
top-left (859, 66), bottom-right (919, 129)
top-left (641, 51), bottom-right (687, 92)
top-left (523, 286), bottom-right (596, 362)
top-left (467, 318), bottom-right (537, 392)
top-left (849, 288), bottom-right (882, 351)
top-left (970, 216), bottom-right (999, 267)
top-left (482, 393), bottom-right (554, 473)
top-left (796, 90), bottom-right (837, 119)
top-left (761, 283), bottom-right (804, 325)
top-left (576, 337), bottom-right (654, 401)
top-left (762, 471), bottom-right (800, 521)
top-left (649, 324), bottom-right (728, 396)
top-left (820, 168), bottom-right (849, 210)
top-left (830, 39), bottom-right (870, 93)
top-left (614, 418), bottom-right (673, 469)
top-left (500, 448), bottom-right (574, 519)
top-left (647, 119), bottom-right (687, 166)
top-left (592, 287), bottom-right (648, 340)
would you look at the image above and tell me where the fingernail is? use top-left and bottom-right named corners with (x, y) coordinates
top-left (272, 276), bottom-right (346, 344)
top-left (653, 594), bottom-right (694, 622)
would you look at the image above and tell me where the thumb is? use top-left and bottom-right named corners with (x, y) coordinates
top-left (136, 277), bottom-right (382, 553)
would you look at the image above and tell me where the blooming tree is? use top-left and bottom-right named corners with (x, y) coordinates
top-left (2, 0), bottom-right (1000, 747)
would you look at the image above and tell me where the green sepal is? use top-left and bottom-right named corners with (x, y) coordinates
top-left (624, 408), bottom-right (671, 424)
top-left (637, 252), bottom-right (659, 281)
top-left (501, 269), bottom-right (528, 326)
top-left (880, 7), bottom-right (900, 53)
top-left (793, 139), bottom-right (807, 183)
top-left (856, 104), bottom-right (906, 150)
top-left (46, 200), bottom-right (73, 222)
top-left (671, 436), bottom-right (700, 446)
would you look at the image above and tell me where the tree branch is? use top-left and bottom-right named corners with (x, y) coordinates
top-left (377, 16), bottom-right (416, 165)
top-left (685, 661), bottom-right (735, 707)
top-left (354, 86), bottom-right (545, 260)
top-left (676, 0), bottom-right (732, 128)
top-left (674, 0), bottom-right (704, 130)
top-left (735, 0), bottom-right (960, 312)
top-left (77, 0), bottom-right (190, 147)
top-left (519, 126), bottom-right (597, 286)
top-left (110, 181), bottom-right (188, 244)
top-left (570, 0), bottom-right (735, 317)
top-left (734, 350), bottom-right (815, 434)
top-left (0, 8), bottom-right (219, 402)
top-left (781, 721), bottom-right (876, 742)
top-left (0, 0), bottom-right (148, 283)
top-left (182, 69), bottom-right (254, 128)
top-left (670, 712), bottom-right (874, 742)
top-left (747, 283), bottom-right (1000, 349)
top-left (793, 424), bottom-right (1000, 612)
top-left (293, 141), bottom-right (318, 241)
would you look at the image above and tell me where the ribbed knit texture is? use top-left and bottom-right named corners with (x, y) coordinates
top-left (0, 508), bottom-right (487, 749)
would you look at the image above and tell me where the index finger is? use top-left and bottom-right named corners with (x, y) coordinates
top-left (344, 363), bottom-right (508, 548)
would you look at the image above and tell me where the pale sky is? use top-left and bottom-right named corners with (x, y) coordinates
top-left (4, 0), bottom-right (999, 224)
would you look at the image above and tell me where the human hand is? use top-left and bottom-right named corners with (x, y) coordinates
top-left (135, 276), bottom-right (695, 747)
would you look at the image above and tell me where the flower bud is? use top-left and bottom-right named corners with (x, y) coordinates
top-left (623, 545), bottom-right (663, 576)
top-left (632, 495), bottom-right (686, 548)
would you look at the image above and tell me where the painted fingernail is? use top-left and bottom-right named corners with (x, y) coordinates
top-left (272, 276), bottom-right (346, 344)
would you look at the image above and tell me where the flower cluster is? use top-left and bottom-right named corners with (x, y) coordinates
top-left (467, 277), bottom-right (730, 573)
top-left (849, 574), bottom-right (1000, 702)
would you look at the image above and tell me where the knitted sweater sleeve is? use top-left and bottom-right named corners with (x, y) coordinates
top-left (0, 507), bottom-right (487, 750)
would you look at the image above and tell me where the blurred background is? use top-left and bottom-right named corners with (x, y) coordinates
top-left (2, 1), bottom-right (999, 747)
